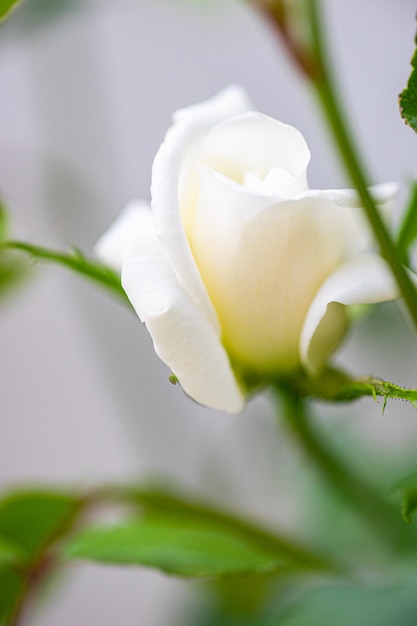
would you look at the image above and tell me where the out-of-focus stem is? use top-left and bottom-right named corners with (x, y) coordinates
top-left (274, 385), bottom-right (405, 548)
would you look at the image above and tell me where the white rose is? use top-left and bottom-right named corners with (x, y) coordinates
top-left (96, 86), bottom-right (400, 414)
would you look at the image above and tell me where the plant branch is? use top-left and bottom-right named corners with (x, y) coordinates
top-left (0, 240), bottom-right (130, 307)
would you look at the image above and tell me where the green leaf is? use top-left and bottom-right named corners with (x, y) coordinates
top-left (106, 483), bottom-right (338, 572)
top-left (0, 490), bottom-right (82, 623)
top-left (0, 536), bottom-right (25, 570)
top-left (0, 489), bottom-right (80, 561)
top-left (0, 241), bottom-right (130, 306)
top-left (0, 0), bottom-right (23, 23)
top-left (392, 472), bottom-right (417, 523)
top-left (276, 582), bottom-right (417, 626)
top-left (293, 366), bottom-right (417, 409)
top-left (397, 181), bottom-right (417, 263)
top-left (400, 27), bottom-right (417, 133)
top-left (63, 518), bottom-right (291, 579)
top-left (0, 570), bottom-right (22, 624)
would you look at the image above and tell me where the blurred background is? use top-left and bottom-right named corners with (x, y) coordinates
top-left (1, 0), bottom-right (417, 623)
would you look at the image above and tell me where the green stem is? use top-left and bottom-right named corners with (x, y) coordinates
top-left (1, 240), bottom-right (130, 307)
top-left (307, 0), bottom-right (417, 329)
top-left (274, 385), bottom-right (404, 548)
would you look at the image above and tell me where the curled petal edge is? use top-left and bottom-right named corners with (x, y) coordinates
top-left (299, 182), bottom-right (398, 210)
top-left (300, 252), bottom-right (411, 373)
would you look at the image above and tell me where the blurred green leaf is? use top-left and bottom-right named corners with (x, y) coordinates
top-left (0, 204), bottom-right (8, 241)
top-left (274, 582), bottom-right (417, 626)
top-left (0, 251), bottom-right (26, 298)
top-left (0, 569), bottom-right (22, 624)
top-left (108, 483), bottom-right (338, 572)
top-left (393, 472), bottom-right (417, 523)
top-left (397, 181), bottom-right (417, 264)
top-left (185, 600), bottom-right (271, 626)
top-left (1, 241), bottom-right (129, 306)
top-left (0, 536), bottom-right (25, 570)
top-left (0, 543), bottom-right (23, 623)
top-left (63, 517), bottom-right (295, 579)
top-left (400, 27), bottom-right (417, 133)
top-left (0, 0), bottom-right (24, 24)
top-left (0, 489), bottom-right (80, 561)
top-left (0, 490), bottom-right (81, 623)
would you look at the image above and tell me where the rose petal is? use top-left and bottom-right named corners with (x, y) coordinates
top-left (196, 112), bottom-right (310, 197)
top-left (300, 252), bottom-right (403, 372)
top-left (121, 208), bottom-right (245, 414)
top-left (94, 200), bottom-right (151, 272)
top-left (151, 85), bottom-right (252, 332)
top-left (189, 167), bottom-right (378, 374)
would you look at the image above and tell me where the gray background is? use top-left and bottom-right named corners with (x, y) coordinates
top-left (1, 0), bottom-right (417, 623)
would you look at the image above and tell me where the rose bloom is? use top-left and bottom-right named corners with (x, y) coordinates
top-left (96, 86), bottom-right (400, 413)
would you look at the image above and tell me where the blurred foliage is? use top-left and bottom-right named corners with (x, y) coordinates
top-left (0, 0), bottom-right (24, 24)
top-left (400, 26), bottom-right (417, 133)
top-left (0, 204), bottom-right (27, 300)
top-left (1, 0), bottom-right (83, 33)
top-left (0, 489), bottom-right (81, 623)
top-left (62, 482), bottom-right (337, 578)
top-left (113, 483), bottom-right (338, 571)
top-left (393, 472), bottom-right (417, 523)
top-left (0, 490), bottom-right (79, 559)
top-left (63, 518), bottom-right (291, 579)
top-left (274, 582), bottom-right (417, 626)
top-left (0, 537), bottom-right (25, 570)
